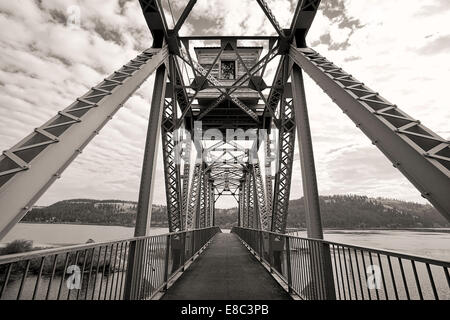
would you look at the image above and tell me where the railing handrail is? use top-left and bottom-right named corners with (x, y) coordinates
top-left (0, 226), bottom-right (219, 265)
top-left (232, 227), bottom-right (450, 268)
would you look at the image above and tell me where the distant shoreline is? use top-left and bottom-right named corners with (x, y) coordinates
top-left (17, 222), bottom-right (450, 233)
top-left (289, 227), bottom-right (450, 233)
top-left (18, 221), bottom-right (168, 228)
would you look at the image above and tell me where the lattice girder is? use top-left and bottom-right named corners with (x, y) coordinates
top-left (271, 98), bottom-right (296, 234)
top-left (251, 156), bottom-right (269, 230)
top-left (185, 162), bottom-right (203, 230)
top-left (161, 98), bottom-right (183, 232)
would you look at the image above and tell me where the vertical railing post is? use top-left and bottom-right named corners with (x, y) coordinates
top-left (271, 236), bottom-right (284, 273)
top-left (320, 242), bottom-right (336, 300)
top-left (191, 230), bottom-right (195, 261)
top-left (285, 236), bottom-right (293, 294)
top-left (269, 233), bottom-right (274, 273)
top-left (181, 232), bottom-right (186, 271)
top-left (123, 241), bottom-right (137, 300)
top-left (123, 240), bottom-right (145, 300)
top-left (259, 230), bottom-right (263, 261)
top-left (163, 235), bottom-right (171, 291)
top-left (170, 235), bottom-right (182, 273)
top-left (258, 230), bottom-right (264, 262)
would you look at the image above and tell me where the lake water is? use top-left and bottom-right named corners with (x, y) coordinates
top-left (1, 223), bottom-right (449, 261)
top-left (0, 223), bottom-right (169, 247)
top-left (291, 229), bottom-right (450, 261)
top-left (0, 224), bottom-right (449, 300)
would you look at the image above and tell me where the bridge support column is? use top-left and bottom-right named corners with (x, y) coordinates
top-left (247, 171), bottom-right (255, 228)
top-left (210, 182), bottom-right (215, 226)
top-left (186, 161), bottom-right (203, 230)
top-left (291, 64), bottom-right (336, 300)
top-left (238, 183), bottom-right (243, 227)
top-left (124, 64), bottom-right (167, 300)
top-left (242, 172), bottom-right (250, 228)
top-left (264, 131), bottom-right (273, 228)
top-left (251, 154), bottom-right (268, 230)
top-left (181, 137), bottom-right (192, 229)
top-left (270, 96), bottom-right (296, 235)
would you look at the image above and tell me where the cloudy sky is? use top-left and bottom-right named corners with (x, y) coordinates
top-left (0, 0), bottom-right (449, 209)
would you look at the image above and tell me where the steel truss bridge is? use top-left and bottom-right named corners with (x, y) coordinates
top-left (0, 0), bottom-right (449, 301)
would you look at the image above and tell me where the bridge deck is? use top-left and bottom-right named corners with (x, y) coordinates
top-left (162, 232), bottom-right (291, 300)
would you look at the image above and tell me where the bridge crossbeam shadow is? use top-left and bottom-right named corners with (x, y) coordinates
top-left (162, 233), bottom-right (291, 300)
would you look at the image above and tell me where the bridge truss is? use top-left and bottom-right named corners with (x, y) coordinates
top-left (0, 0), bottom-right (449, 246)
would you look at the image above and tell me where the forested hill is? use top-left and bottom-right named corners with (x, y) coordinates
top-left (21, 195), bottom-right (449, 229)
top-left (286, 195), bottom-right (449, 229)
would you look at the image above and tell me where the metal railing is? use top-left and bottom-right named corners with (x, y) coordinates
top-left (0, 227), bottom-right (220, 300)
top-left (232, 227), bottom-right (450, 300)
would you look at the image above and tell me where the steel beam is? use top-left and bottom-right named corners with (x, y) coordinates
top-left (173, 0), bottom-right (197, 34)
top-left (194, 45), bottom-right (279, 121)
top-left (161, 57), bottom-right (183, 232)
top-left (171, 58), bottom-right (192, 129)
top-left (264, 131), bottom-right (274, 222)
top-left (248, 171), bottom-right (256, 228)
top-left (271, 98), bottom-right (296, 234)
top-left (179, 51), bottom-right (259, 122)
top-left (290, 46), bottom-right (450, 220)
top-left (200, 171), bottom-right (210, 228)
top-left (209, 181), bottom-right (215, 226)
top-left (242, 173), bottom-right (249, 228)
top-left (138, 0), bottom-right (167, 47)
top-left (255, 0), bottom-right (285, 38)
top-left (289, 0), bottom-right (321, 45)
top-left (124, 63), bottom-right (168, 300)
top-left (264, 56), bottom-right (288, 129)
top-left (179, 36), bottom-right (279, 41)
top-left (238, 183), bottom-right (243, 227)
top-left (251, 155), bottom-right (269, 230)
top-left (181, 135), bottom-right (192, 228)
top-left (0, 48), bottom-right (168, 240)
top-left (185, 162), bottom-right (202, 229)
top-left (291, 63), bottom-right (337, 300)
top-left (135, 64), bottom-right (168, 237)
top-left (291, 65), bottom-right (323, 239)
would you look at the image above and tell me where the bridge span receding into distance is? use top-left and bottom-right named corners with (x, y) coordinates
top-left (0, 227), bottom-right (449, 300)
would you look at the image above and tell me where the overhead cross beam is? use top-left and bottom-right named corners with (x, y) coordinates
top-left (196, 44), bottom-right (280, 121)
top-left (179, 49), bottom-right (260, 122)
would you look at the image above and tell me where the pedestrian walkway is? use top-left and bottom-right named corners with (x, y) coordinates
top-left (162, 233), bottom-right (291, 300)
